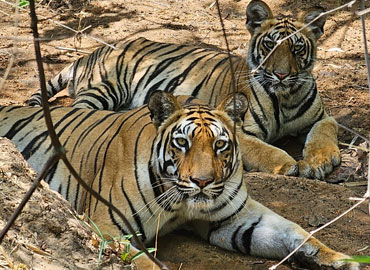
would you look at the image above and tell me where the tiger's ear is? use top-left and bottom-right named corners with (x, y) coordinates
top-left (246, 0), bottom-right (273, 35)
top-left (217, 93), bottom-right (249, 125)
top-left (148, 91), bottom-right (182, 128)
top-left (299, 7), bottom-right (326, 39)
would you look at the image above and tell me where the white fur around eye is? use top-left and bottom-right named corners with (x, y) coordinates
top-left (172, 135), bottom-right (191, 150)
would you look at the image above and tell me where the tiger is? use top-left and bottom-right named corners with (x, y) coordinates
top-left (0, 91), bottom-right (359, 270)
top-left (26, 0), bottom-right (340, 180)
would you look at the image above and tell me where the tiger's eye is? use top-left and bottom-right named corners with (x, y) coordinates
top-left (294, 44), bottom-right (304, 52)
top-left (264, 40), bottom-right (275, 49)
top-left (176, 138), bottom-right (187, 147)
top-left (215, 140), bottom-right (227, 149)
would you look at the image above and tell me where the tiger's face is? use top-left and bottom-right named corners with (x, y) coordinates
top-left (149, 92), bottom-right (247, 211)
top-left (246, 0), bottom-right (326, 94)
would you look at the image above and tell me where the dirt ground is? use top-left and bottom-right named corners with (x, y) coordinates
top-left (0, 0), bottom-right (369, 269)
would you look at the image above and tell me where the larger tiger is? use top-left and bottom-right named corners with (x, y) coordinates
top-left (0, 91), bottom-right (359, 269)
top-left (27, 0), bottom-right (339, 180)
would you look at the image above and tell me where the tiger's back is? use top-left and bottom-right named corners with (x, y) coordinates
top-left (0, 105), bottom-right (156, 212)
top-left (46, 37), bottom-right (247, 111)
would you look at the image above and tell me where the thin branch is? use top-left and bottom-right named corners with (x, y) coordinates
top-left (0, 0), bottom-right (19, 92)
top-left (360, 0), bottom-right (370, 104)
top-left (29, 0), bottom-right (63, 151)
top-left (359, 0), bottom-right (370, 211)
top-left (338, 142), bottom-right (369, 152)
top-left (337, 123), bottom-right (370, 144)
top-left (56, 46), bottom-right (90, 54)
top-left (215, 0), bottom-right (238, 155)
top-left (26, 1), bottom-right (167, 268)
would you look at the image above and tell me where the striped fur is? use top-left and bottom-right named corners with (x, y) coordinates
top-left (0, 92), bottom-right (359, 269)
top-left (26, 0), bottom-right (339, 180)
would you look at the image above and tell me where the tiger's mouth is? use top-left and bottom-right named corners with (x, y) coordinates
top-left (179, 187), bottom-right (222, 202)
top-left (194, 193), bottom-right (216, 201)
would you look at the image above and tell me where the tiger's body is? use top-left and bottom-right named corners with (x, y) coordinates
top-left (27, 0), bottom-right (340, 179)
top-left (0, 92), bottom-right (359, 269)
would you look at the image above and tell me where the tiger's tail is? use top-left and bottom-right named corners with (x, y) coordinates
top-left (26, 63), bottom-right (74, 106)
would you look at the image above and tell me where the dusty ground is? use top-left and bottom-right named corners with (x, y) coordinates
top-left (0, 0), bottom-right (369, 269)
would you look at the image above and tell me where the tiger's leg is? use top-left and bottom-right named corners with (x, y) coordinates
top-left (196, 199), bottom-right (359, 270)
top-left (299, 116), bottom-right (340, 180)
top-left (238, 132), bottom-right (298, 176)
top-left (26, 64), bottom-right (73, 107)
top-left (72, 82), bottom-right (126, 111)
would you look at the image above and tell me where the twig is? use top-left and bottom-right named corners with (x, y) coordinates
top-left (0, 0), bottom-right (19, 92)
top-left (269, 196), bottom-right (369, 270)
top-left (343, 181), bottom-right (368, 187)
top-left (356, 7), bottom-right (370, 16)
top-left (56, 46), bottom-right (90, 54)
top-left (0, 9), bottom-right (10, 16)
top-left (339, 142), bottom-right (369, 152)
top-left (338, 123), bottom-right (370, 144)
top-left (360, 0), bottom-right (370, 104)
top-left (152, 213), bottom-right (161, 270)
top-left (251, 0), bottom-right (357, 74)
top-left (215, 0), bottom-right (238, 156)
top-left (26, 1), bottom-right (167, 269)
top-left (0, 245), bottom-right (14, 268)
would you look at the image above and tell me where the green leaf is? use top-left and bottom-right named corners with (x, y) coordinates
top-left (342, 255), bottom-right (370, 263)
top-left (130, 248), bottom-right (156, 262)
top-left (121, 251), bottom-right (129, 262)
top-left (19, 0), bottom-right (30, 7)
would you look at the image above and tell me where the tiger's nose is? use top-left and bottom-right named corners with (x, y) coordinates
top-left (190, 177), bottom-right (214, 188)
top-left (274, 71), bottom-right (289, 80)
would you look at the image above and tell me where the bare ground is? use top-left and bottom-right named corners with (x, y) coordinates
top-left (0, 0), bottom-right (369, 269)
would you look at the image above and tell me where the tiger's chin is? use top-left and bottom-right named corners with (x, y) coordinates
top-left (271, 81), bottom-right (292, 92)
top-left (184, 193), bottom-right (218, 211)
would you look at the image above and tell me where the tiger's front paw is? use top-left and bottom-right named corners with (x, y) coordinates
top-left (272, 158), bottom-right (298, 176)
top-left (294, 249), bottom-right (360, 270)
top-left (318, 252), bottom-right (360, 270)
top-left (301, 142), bottom-right (341, 180)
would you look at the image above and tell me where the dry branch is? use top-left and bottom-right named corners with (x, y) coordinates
top-left (0, 1), bottom-right (167, 269)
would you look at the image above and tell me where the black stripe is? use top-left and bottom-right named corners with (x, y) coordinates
top-left (216, 196), bottom-right (248, 224)
top-left (4, 108), bottom-right (43, 139)
top-left (242, 217), bottom-right (261, 254)
top-left (132, 44), bottom-right (178, 95)
top-left (120, 177), bottom-right (147, 241)
top-left (108, 185), bottom-right (130, 236)
top-left (116, 39), bottom-right (141, 99)
top-left (292, 85), bottom-right (318, 121)
top-left (200, 179), bottom-right (244, 214)
top-left (72, 99), bottom-right (101, 109)
top-left (134, 122), bottom-right (154, 217)
top-left (268, 92), bottom-right (280, 131)
top-left (142, 48), bottom-right (199, 91)
top-left (232, 225), bottom-right (243, 252)
top-left (91, 108), bottom-right (146, 212)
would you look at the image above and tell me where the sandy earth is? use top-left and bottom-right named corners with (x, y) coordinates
top-left (0, 0), bottom-right (369, 269)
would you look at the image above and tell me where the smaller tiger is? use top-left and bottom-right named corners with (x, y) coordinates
top-left (0, 92), bottom-right (359, 270)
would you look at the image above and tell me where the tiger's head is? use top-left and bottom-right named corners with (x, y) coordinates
top-left (246, 0), bottom-right (326, 93)
top-left (148, 91), bottom-right (248, 214)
